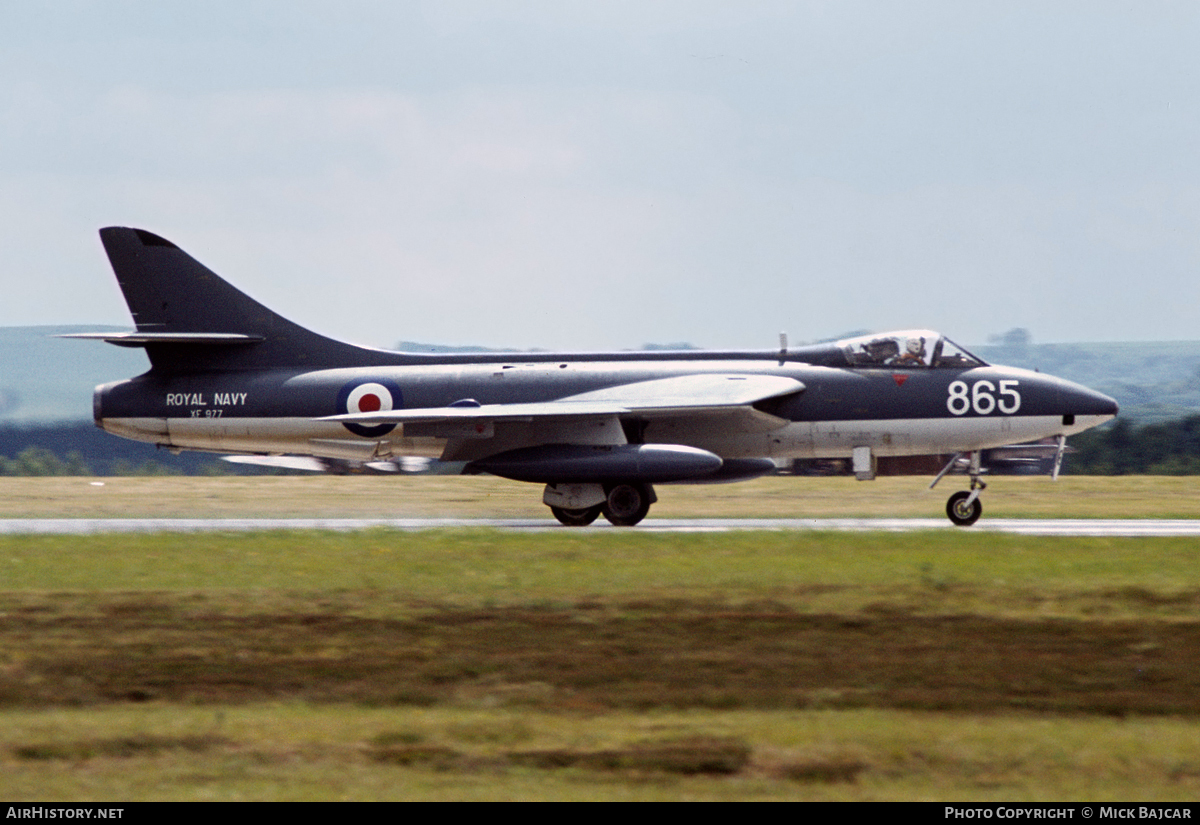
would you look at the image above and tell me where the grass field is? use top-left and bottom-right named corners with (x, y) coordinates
top-left (1, 476), bottom-right (1199, 800)
top-left (4, 473), bottom-right (1200, 519)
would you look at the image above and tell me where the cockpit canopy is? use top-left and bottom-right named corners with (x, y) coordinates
top-left (835, 330), bottom-right (986, 369)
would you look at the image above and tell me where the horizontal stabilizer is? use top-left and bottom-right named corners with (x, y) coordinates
top-left (59, 332), bottom-right (264, 348)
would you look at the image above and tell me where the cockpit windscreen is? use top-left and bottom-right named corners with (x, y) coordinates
top-left (837, 330), bottom-right (987, 369)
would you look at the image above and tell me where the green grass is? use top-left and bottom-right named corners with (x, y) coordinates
top-left (3, 477), bottom-right (1200, 800)
top-left (2, 529), bottom-right (1198, 619)
top-left (2, 705), bottom-right (1198, 801)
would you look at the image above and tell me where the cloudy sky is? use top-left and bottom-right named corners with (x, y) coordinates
top-left (2, 1), bottom-right (1198, 350)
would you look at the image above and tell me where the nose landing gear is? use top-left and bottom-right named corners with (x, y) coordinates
top-left (931, 451), bottom-right (986, 527)
top-left (945, 484), bottom-right (984, 526)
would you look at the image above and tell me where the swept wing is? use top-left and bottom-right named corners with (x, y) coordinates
top-left (319, 373), bottom-right (805, 428)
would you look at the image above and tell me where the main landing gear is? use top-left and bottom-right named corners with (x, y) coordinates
top-left (544, 482), bottom-right (656, 527)
top-left (602, 483), bottom-right (654, 526)
top-left (931, 451), bottom-right (985, 527)
top-left (549, 505), bottom-right (603, 526)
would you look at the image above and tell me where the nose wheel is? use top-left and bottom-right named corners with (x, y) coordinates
top-left (931, 451), bottom-right (986, 527)
top-left (946, 488), bottom-right (983, 526)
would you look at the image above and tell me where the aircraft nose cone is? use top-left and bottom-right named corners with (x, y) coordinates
top-left (1081, 386), bottom-right (1118, 417)
top-left (1045, 378), bottom-right (1118, 437)
top-left (1059, 380), bottom-right (1118, 419)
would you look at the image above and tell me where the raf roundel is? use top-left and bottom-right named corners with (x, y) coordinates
top-left (336, 379), bottom-right (402, 437)
top-left (347, 383), bottom-right (392, 414)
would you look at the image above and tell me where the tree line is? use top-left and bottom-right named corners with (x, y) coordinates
top-left (1065, 416), bottom-right (1200, 475)
top-left (0, 423), bottom-right (241, 476)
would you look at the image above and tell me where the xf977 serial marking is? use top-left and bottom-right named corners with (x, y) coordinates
top-left (68, 228), bottom-right (1118, 526)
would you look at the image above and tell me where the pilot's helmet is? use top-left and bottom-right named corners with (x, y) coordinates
top-left (906, 337), bottom-right (924, 355)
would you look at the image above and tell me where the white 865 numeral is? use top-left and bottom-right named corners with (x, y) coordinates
top-left (947, 380), bottom-right (1021, 416)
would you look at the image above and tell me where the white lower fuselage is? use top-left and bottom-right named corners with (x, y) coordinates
top-left (100, 412), bottom-right (1112, 463)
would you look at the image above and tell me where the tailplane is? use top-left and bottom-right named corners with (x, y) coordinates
top-left (70, 227), bottom-right (399, 373)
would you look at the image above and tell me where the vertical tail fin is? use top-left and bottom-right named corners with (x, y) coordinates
top-left (97, 227), bottom-right (398, 372)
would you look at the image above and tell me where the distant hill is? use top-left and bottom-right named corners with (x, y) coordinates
top-left (393, 341), bottom-right (699, 353)
top-left (393, 341), bottom-right (517, 354)
top-left (971, 340), bottom-right (1200, 423)
top-left (0, 326), bottom-right (147, 423)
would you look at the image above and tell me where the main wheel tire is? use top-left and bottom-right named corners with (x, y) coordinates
top-left (603, 483), bottom-right (652, 526)
top-left (550, 505), bottom-right (602, 526)
top-left (946, 490), bottom-right (983, 526)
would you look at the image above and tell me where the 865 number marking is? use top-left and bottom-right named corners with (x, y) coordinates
top-left (947, 380), bottom-right (1021, 415)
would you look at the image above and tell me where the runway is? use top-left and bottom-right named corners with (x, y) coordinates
top-left (2, 517), bottom-right (1199, 536)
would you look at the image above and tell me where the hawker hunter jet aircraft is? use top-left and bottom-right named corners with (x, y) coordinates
top-left (69, 228), bottom-right (1118, 526)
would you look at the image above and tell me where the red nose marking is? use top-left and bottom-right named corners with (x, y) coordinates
top-left (358, 393), bottom-right (382, 412)
top-left (893, 374), bottom-right (909, 387)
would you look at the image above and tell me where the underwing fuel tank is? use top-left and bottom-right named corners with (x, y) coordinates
top-left (468, 443), bottom-right (724, 484)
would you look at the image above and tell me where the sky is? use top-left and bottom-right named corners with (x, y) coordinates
top-left (2, 1), bottom-right (1198, 351)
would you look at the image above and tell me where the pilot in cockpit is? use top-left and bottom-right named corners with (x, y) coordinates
top-left (894, 336), bottom-right (927, 366)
